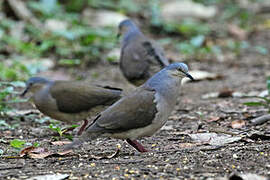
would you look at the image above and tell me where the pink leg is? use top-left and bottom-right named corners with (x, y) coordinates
top-left (126, 139), bottom-right (148, 153)
top-left (77, 119), bottom-right (88, 135)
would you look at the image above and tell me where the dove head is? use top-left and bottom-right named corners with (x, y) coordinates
top-left (144, 63), bottom-right (193, 96)
top-left (117, 19), bottom-right (141, 39)
top-left (21, 77), bottom-right (52, 97)
top-left (166, 63), bottom-right (194, 80)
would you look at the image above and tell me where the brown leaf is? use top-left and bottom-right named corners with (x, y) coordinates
top-left (228, 24), bottom-right (247, 40)
top-left (231, 120), bottom-right (246, 129)
top-left (20, 146), bottom-right (73, 159)
top-left (51, 141), bottom-right (72, 146)
top-left (20, 147), bottom-right (52, 159)
top-left (179, 143), bottom-right (198, 148)
top-left (20, 146), bottom-right (48, 157)
top-left (57, 149), bottom-right (73, 155)
top-left (207, 116), bottom-right (220, 122)
top-left (20, 146), bottom-right (36, 157)
top-left (28, 151), bottom-right (52, 159)
top-left (189, 133), bottom-right (242, 146)
top-left (89, 149), bottom-right (120, 160)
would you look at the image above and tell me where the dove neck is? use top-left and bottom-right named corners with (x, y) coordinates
top-left (122, 29), bottom-right (143, 45)
top-left (144, 70), bottom-right (180, 100)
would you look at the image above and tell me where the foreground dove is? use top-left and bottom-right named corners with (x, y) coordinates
top-left (118, 19), bottom-right (170, 86)
top-left (64, 63), bottom-right (194, 152)
top-left (21, 77), bottom-right (122, 134)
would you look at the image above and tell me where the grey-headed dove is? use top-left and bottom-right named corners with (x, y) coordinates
top-left (21, 77), bottom-right (122, 134)
top-left (118, 19), bottom-right (170, 86)
top-left (64, 63), bottom-right (194, 152)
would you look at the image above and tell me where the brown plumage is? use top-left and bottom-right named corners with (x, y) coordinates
top-left (21, 77), bottom-right (122, 133)
top-left (118, 19), bottom-right (169, 86)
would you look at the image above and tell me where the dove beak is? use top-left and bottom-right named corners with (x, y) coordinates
top-left (184, 72), bottom-right (194, 81)
top-left (20, 86), bottom-right (29, 97)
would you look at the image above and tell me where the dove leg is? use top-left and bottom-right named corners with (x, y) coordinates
top-left (126, 139), bottom-right (148, 152)
top-left (77, 119), bottom-right (88, 135)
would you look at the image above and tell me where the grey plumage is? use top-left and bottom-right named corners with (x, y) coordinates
top-left (118, 19), bottom-right (170, 86)
top-left (21, 77), bottom-right (122, 124)
top-left (65, 63), bottom-right (194, 152)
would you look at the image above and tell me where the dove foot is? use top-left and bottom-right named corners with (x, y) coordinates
top-left (126, 139), bottom-right (148, 153)
top-left (77, 119), bottom-right (88, 135)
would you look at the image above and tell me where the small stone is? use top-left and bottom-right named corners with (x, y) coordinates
top-left (90, 163), bottom-right (96, 167)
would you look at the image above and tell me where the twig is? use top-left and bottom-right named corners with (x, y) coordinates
top-left (251, 114), bottom-right (270, 125)
top-left (207, 127), bottom-right (240, 136)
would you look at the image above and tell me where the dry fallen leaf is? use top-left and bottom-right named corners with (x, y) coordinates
top-left (179, 142), bottom-right (207, 148)
top-left (28, 151), bottom-right (52, 159)
top-left (182, 70), bottom-right (223, 84)
top-left (20, 147), bottom-right (52, 159)
top-left (28, 174), bottom-right (69, 180)
top-left (51, 141), bottom-right (72, 146)
top-left (207, 116), bottom-right (220, 122)
top-left (57, 149), bottom-right (73, 156)
top-left (228, 24), bottom-right (247, 40)
top-left (189, 133), bottom-right (242, 146)
top-left (20, 146), bottom-right (73, 159)
top-left (89, 148), bottom-right (120, 160)
top-left (231, 120), bottom-right (246, 129)
top-left (20, 146), bottom-right (36, 157)
top-left (179, 143), bottom-right (196, 148)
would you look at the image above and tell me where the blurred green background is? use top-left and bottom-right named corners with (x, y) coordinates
top-left (0, 0), bottom-right (269, 112)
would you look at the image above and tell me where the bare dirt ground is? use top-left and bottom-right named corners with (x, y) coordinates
top-left (1, 31), bottom-right (270, 180)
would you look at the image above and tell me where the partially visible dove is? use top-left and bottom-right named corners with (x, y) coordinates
top-left (21, 77), bottom-right (122, 134)
top-left (118, 19), bottom-right (170, 86)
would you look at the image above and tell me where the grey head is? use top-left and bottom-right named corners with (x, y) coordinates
top-left (144, 63), bottom-right (194, 96)
top-left (117, 19), bottom-right (142, 41)
top-left (21, 77), bottom-right (52, 97)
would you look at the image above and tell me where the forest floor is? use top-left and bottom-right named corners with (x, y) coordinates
top-left (1, 26), bottom-right (270, 180)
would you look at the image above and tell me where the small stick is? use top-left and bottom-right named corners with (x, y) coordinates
top-left (251, 114), bottom-right (270, 125)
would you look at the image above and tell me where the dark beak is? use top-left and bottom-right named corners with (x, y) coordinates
top-left (20, 86), bottom-right (29, 97)
top-left (185, 72), bottom-right (194, 81)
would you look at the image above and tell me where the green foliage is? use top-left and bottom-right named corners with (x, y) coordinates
top-left (48, 123), bottom-right (78, 140)
top-left (244, 78), bottom-right (270, 113)
top-left (87, 0), bottom-right (140, 13)
top-left (10, 139), bottom-right (39, 150)
top-left (0, 81), bottom-right (26, 112)
top-left (28, 0), bottom-right (61, 17)
top-left (49, 123), bottom-right (63, 136)
top-left (177, 20), bottom-right (211, 36)
top-left (176, 35), bottom-right (218, 56)
top-left (0, 120), bottom-right (12, 130)
top-left (0, 61), bottom-right (31, 81)
top-left (10, 139), bottom-right (26, 149)
top-left (33, 142), bottom-right (40, 147)
top-left (58, 59), bottom-right (81, 66)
